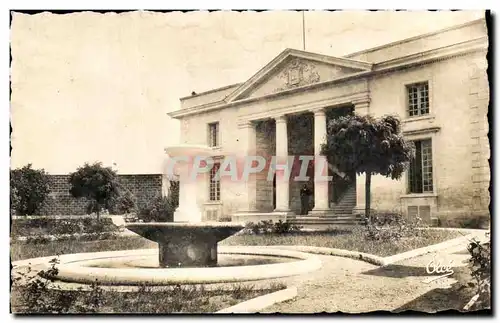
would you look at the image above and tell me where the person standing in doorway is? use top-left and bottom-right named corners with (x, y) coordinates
top-left (300, 184), bottom-right (312, 215)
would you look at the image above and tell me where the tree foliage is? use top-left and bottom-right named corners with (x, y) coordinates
top-left (68, 162), bottom-right (120, 220)
top-left (109, 188), bottom-right (137, 215)
top-left (321, 114), bottom-right (415, 219)
top-left (10, 164), bottom-right (51, 215)
top-left (138, 180), bottom-right (179, 222)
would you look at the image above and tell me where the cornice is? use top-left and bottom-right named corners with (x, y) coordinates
top-left (238, 91), bottom-right (370, 125)
top-left (373, 37), bottom-right (488, 72)
top-left (168, 37), bottom-right (488, 120)
top-left (344, 18), bottom-right (486, 59)
top-left (179, 83), bottom-right (242, 101)
top-left (403, 126), bottom-right (441, 136)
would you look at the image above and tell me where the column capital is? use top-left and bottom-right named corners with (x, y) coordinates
top-left (310, 108), bottom-right (326, 117)
top-left (237, 120), bottom-right (256, 129)
top-left (274, 115), bottom-right (288, 124)
top-left (352, 98), bottom-right (370, 107)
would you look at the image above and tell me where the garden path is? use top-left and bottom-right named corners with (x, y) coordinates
top-left (262, 239), bottom-right (478, 313)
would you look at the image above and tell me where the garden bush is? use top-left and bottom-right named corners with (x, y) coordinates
top-left (137, 181), bottom-right (179, 222)
top-left (467, 235), bottom-right (491, 309)
top-left (10, 216), bottom-right (118, 239)
top-left (138, 196), bottom-right (175, 222)
top-left (363, 212), bottom-right (425, 242)
top-left (10, 187), bottom-right (21, 216)
top-left (10, 164), bottom-right (51, 215)
top-left (437, 215), bottom-right (490, 229)
top-left (109, 189), bottom-right (137, 215)
top-left (243, 220), bottom-right (302, 235)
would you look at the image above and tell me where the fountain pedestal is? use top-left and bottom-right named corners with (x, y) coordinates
top-left (158, 235), bottom-right (218, 267)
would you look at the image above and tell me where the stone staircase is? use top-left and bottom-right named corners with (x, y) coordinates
top-left (288, 185), bottom-right (363, 228)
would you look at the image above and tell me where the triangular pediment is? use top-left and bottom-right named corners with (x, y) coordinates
top-left (225, 49), bottom-right (373, 102)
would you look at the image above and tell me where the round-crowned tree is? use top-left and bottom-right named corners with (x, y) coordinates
top-left (68, 162), bottom-right (120, 221)
top-left (321, 114), bottom-right (415, 220)
top-left (10, 164), bottom-right (51, 215)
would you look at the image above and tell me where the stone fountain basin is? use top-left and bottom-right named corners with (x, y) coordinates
top-left (39, 246), bottom-right (322, 285)
top-left (124, 222), bottom-right (245, 268)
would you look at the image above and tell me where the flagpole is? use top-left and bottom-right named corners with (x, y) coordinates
top-left (302, 11), bottom-right (306, 51)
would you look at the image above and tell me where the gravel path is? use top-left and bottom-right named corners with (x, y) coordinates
top-left (262, 244), bottom-right (473, 313)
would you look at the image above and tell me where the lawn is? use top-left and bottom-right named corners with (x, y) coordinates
top-left (10, 235), bottom-right (157, 261)
top-left (11, 282), bottom-right (284, 314)
top-left (221, 227), bottom-right (464, 257)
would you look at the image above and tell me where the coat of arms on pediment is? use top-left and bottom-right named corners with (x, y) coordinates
top-left (275, 59), bottom-right (321, 92)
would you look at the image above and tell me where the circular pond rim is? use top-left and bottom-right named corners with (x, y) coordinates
top-left (19, 246), bottom-right (322, 286)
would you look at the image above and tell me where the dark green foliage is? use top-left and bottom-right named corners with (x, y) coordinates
top-left (12, 258), bottom-right (270, 313)
top-left (467, 237), bottom-right (491, 308)
top-left (437, 215), bottom-right (490, 229)
top-left (10, 217), bottom-right (118, 240)
top-left (109, 188), bottom-right (137, 215)
top-left (244, 220), bottom-right (302, 235)
top-left (321, 114), bottom-right (415, 219)
top-left (138, 181), bottom-right (179, 222)
top-left (10, 187), bottom-right (21, 216)
top-left (68, 162), bottom-right (120, 220)
top-left (10, 164), bottom-right (51, 215)
top-left (363, 212), bottom-right (424, 241)
top-left (139, 196), bottom-right (174, 222)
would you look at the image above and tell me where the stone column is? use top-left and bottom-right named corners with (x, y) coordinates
top-left (274, 115), bottom-right (291, 213)
top-left (237, 121), bottom-right (258, 213)
top-left (310, 108), bottom-right (331, 215)
top-left (352, 99), bottom-right (370, 215)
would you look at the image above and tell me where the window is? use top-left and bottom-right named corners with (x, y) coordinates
top-left (208, 122), bottom-right (219, 147)
top-left (408, 139), bottom-right (433, 193)
top-left (209, 162), bottom-right (221, 201)
top-left (407, 82), bottom-right (429, 117)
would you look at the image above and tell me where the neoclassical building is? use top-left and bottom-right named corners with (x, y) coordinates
top-left (168, 18), bottom-right (490, 226)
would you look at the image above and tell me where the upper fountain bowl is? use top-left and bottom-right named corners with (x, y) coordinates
top-left (164, 144), bottom-right (215, 158)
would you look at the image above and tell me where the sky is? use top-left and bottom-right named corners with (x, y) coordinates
top-left (10, 10), bottom-right (484, 174)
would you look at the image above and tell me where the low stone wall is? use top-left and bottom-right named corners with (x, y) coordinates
top-left (39, 174), bottom-right (162, 215)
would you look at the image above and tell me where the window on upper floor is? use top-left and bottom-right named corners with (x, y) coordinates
top-left (408, 139), bottom-right (433, 193)
top-left (209, 162), bottom-right (221, 201)
top-left (407, 82), bottom-right (430, 117)
top-left (208, 122), bottom-right (219, 147)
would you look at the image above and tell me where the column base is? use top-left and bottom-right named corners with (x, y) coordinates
top-left (273, 209), bottom-right (295, 215)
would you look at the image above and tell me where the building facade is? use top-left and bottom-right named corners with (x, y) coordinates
top-left (168, 19), bottom-right (490, 225)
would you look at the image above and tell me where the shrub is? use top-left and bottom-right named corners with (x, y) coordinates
top-left (12, 257), bottom-right (104, 313)
top-left (10, 187), bottom-right (21, 216)
top-left (243, 220), bottom-right (302, 235)
top-left (437, 215), bottom-right (490, 229)
top-left (109, 189), bottom-right (137, 215)
top-left (139, 196), bottom-right (175, 222)
top-left (364, 212), bottom-right (425, 241)
top-left (68, 162), bottom-right (120, 220)
top-left (467, 236), bottom-right (491, 309)
top-left (10, 164), bottom-right (51, 215)
top-left (137, 181), bottom-right (179, 222)
top-left (10, 216), bottom-right (118, 239)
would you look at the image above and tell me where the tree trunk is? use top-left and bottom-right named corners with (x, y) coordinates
top-left (365, 172), bottom-right (372, 222)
